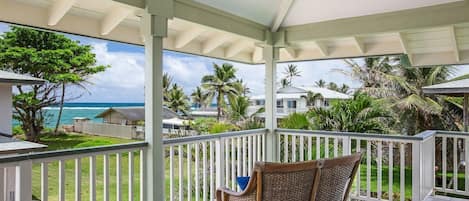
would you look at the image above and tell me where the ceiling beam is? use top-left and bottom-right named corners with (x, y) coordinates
top-left (282, 1), bottom-right (469, 43)
top-left (101, 6), bottom-right (133, 35)
top-left (252, 46), bottom-right (263, 62)
top-left (314, 41), bottom-right (329, 56)
top-left (284, 47), bottom-right (297, 59)
top-left (352, 36), bottom-right (366, 54)
top-left (174, 27), bottom-right (205, 48)
top-left (271, 0), bottom-right (294, 32)
top-left (398, 32), bottom-right (414, 65)
top-left (202, 34), bottom-right (230, 54)
top-left (448, 25), bottom-right (461, 62)
top-left (225, 40), bottom-right (251, 58)
top-left (48, 0), bottom-right (76, 26)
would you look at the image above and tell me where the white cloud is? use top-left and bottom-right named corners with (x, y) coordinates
top-left (163, 54), bottom-right (211, 93)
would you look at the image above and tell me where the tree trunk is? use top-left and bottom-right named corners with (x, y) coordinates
top-left (54, 83), bottom-right (66, 134)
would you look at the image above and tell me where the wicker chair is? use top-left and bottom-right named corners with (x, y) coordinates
top-left (216, 153), bottom-right (362, 201)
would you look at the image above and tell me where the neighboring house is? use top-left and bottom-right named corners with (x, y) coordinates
top-left (0, 70), bottom-right (46, 201)
top-left (249, 86), bottom-right (351, 118)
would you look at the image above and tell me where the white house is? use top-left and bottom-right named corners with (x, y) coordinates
top-left (249, 86), bottom-right (351, 118)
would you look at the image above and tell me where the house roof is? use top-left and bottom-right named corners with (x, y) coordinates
top-left (0, 136), bottom-right (47, 155)
top-left (251, 86), bottom-right (351, 100)
top-left (95, 107), bottom-right (180, 121)
top-left (0, 70), bottom-right (45, 85)
top-left (1, 0), bottom-right (469, 66)
top-left (422, 79), bottom-right (469, 96)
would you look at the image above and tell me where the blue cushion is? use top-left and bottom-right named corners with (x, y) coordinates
top-left (237, 176), bottom-right (250, 190)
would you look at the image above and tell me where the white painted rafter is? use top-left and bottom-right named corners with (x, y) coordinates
top-left (174, 27), bottom-right (205, 49)
top-left (101, 6), bottom-right (133, 35)
top-left (314, 41), bottom-right (329, 56)
top-left (48, 0), bottom-right (76, 26)
top-left (202, 34), bottom-right (231, 54)
top-left (252, 46), bottom-right (263, 62)
top-left (398, 32), bottom-right (414, 65)
top-left (448, 25), bottom-right (460, 62)
top-left (284, 47), bottom-right (297, 59)
top-left (225, 40), bottom-right (251, 58)
top-left (271, 0), bottom-right (294, 32)
top-left (352, 36), bottom-right (366, 54)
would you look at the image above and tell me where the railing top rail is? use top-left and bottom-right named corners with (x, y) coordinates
top-left (163, 128), bottom-right (267, 145)
top-left (435, 130), bottom-right (469, 137)
top-left (0, 141), bottom-right (147, 164)
top-left (276, 128), bottom-right (434, 142)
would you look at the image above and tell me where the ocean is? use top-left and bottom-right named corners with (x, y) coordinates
top-left (12, 102), bottom-right (144, 128)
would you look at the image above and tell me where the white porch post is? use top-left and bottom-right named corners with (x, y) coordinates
top-left (264, 45), bottom-right (279, 162)
top-left (142, 13), bottom-right (168, 201)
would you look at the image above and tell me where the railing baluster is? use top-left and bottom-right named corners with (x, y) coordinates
top-left (202, 142), bottom-right (207, 201)
top-left (400, 143), bottom-right (405, 201)
top-left (262, 133), bottom-right (266, 161)
top-left (253, 135), bottom-right (258, 163)
top-left (225, 139), bottom-right (230, 187)
top-left (299, 136), bottom-right (304, 161)
top-left (325, 137), bottom-right (329, 158)
top-left (389, 142), bottom-right (394, 201)
top-left (277, 133), bottom-right (281, 162)
top-left (15, 160), bottom-right (32, 201)
top-left (356, 139), bottom-right (361, 197)
top-left (210, 141), bottom-right (215, 201)
top-left (308, 136), bottom-right (312, 160)
top-left (187, 144), bottom-right (192, 201)
top-left (366, 141), bottom-right (371, 198)
top-left (316, 137), bottom-right (320, 159)
top-left (284, 134), bottom-right (289, 162)
top-left (75, 158), bottom-right (81, 201)
top-left (139, 149), bottom-right (145, 201)
top-left (178, 145), bottom-right (183, 201)
top-left (248, 136), bottom-right (253, 171)
top-left (242, 137), bottom-right (247, 176)
top-left (333, 137), bottom-right (338, 157)
top-left (116, 153), bottom-right (122, 201)
top-left (453, 137), bottom-right (458, 191)
top-left (216, 139), bottom-right (225, 194)
top-left (169, 146), bottom-right (174, 201)
top-left (442, 136), bottom-right (447, 190)
top-left (231, 138), bottom-right (236, 189)
top-left (90, 156), bottom-right (96, 201)
top-left (128, 152), bottom-right (134, 201)
top-left (377, 141), bottom-right (382, 199)
top-left (41, 162), bottom-right (48, 201)
top-left (465, 137), bottom-right (469, 193)
top-left (59, 160), bottom-right (65, 201)
top-left (257, 135), bottom-right (262, 162)
top-left (292, 135), bottom-right (297, 162)
top-left (195, 143), bottom-right (200, 201)
top-left (104, 154), bottom-right (110, 201)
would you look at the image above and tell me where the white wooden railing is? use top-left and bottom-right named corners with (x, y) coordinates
top-left (1, 129), bottom-right (468, 201)
top-left (0, 142), bottom-right (147, 201)
top-left (163, 128), bottom-right (267, 201)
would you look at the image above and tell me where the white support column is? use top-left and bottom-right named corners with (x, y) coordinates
top-left (142, 13), bottom-right (168, 201)
top-left (412, 141), bottom-right (423, 201)
top-left (264, 45), bottom-right (279, 162)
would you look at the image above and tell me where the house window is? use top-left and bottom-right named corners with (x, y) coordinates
top-left (277, 100), bottom-right (283, 108)
top-left (287, 100), bottom-right (297, 108)
top-left (324, 100), bottom-right (330, 107)
top-left (256, 100), bottom-right (265, 105)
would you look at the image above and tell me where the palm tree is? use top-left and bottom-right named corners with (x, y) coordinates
top-left (309, 93), bottom-right (392, 133)
top-left (234, 79), bottom-right (251, 96)
top-left (302, 91), bottom-right (323, 107)
top-left (165, 84), bottom-right (190, 115)
top-left (191, 86), bottom-right (209, 109)
top-left (163, 73), bottom-right (173, 102)
top-left (280, 78), bottom-right (290, 88)
top-left (202, 63), bottom-right (239, 121)
top-left (338, 84), bottom-right (351, 94)
top-left (283, 64), bottom-right (301, 84)
top-left (315, 79), bottom-right (326, 88)
top-left (228, 96), bottom-right (265, 128)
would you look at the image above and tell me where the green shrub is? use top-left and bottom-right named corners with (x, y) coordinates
top-left (279, 113), bottom-right (310, 129)
top-left (209, 122), bottom-right (239, 134)
top-left (13, 125), bottom-right (24, 135)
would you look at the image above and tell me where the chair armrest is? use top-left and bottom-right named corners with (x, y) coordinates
top-left (216, 187), bottom-right (257, 201)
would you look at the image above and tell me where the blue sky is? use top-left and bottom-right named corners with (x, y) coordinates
top-left (1, 22), bottom-right (468, 103)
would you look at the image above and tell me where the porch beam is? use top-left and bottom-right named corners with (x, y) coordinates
top-left (264, 45), bottom-right (279, 162)
top-left (174, 27), bottom-right (205, 49)
top-left (252, 46), bottom-right (263, 62)
top-left (282, 1), bottom-right (469, 43)
top-left (284, 47), bottom-right (297, 59)
top-left (225, 40), bottom-right (251, 58)
top-left (352, 36), bottom-right (366, 54)
top-left (141, 12), bottom-right (167, 201)
top-left (271, 0), bottom-right (294, 32)
top-left (314, 41), bottom-right (329, 57)
top-left (202, 34), bottom-right (231, 54)
top-left (48, 0), bottom-right (75, 26)
top-left (100, 6), bottom-right (133, 35)
top-left (448, 25), bottom-right (461, 62)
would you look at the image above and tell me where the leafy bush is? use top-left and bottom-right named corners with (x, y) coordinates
top-left (209, 122), bottom-right (239, 134)
top-left (13, 125), bottom-right (24, 135)
top-left (191, 118), bottom-right (218, 134)
top-left (279, 113), bottom-right (311, 129)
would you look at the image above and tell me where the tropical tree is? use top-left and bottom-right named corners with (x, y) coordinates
top-left (302, 91), bottom-right (323, 107)
top-left (165, 84), bottom-right (190, 115)
top-left (0, 27), bottom-right (105, 141)
top-left (163, 73), bottom-right (173, 102)
top-left (201, 63), bottom-right (239, 120)
top-left (327, 82), bottom-right (339, 91)
top-left (280, 78), bottom-right (291, 88)
top-left (338, 84), bottom-right (351, 94)
top-left (191, 86), bottom-right (209, 109)
top-left (308, 93), bottom-right (393, 133)
top-left (315, 79), bottom-right (326, 88)
top-left (283, 64), bottom-right (301, 85)
top-left (234, 79), bottom-right (250, 96)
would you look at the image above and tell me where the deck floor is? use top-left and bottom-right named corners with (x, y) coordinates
top-left (424, 196), bottom-right (468, 201)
